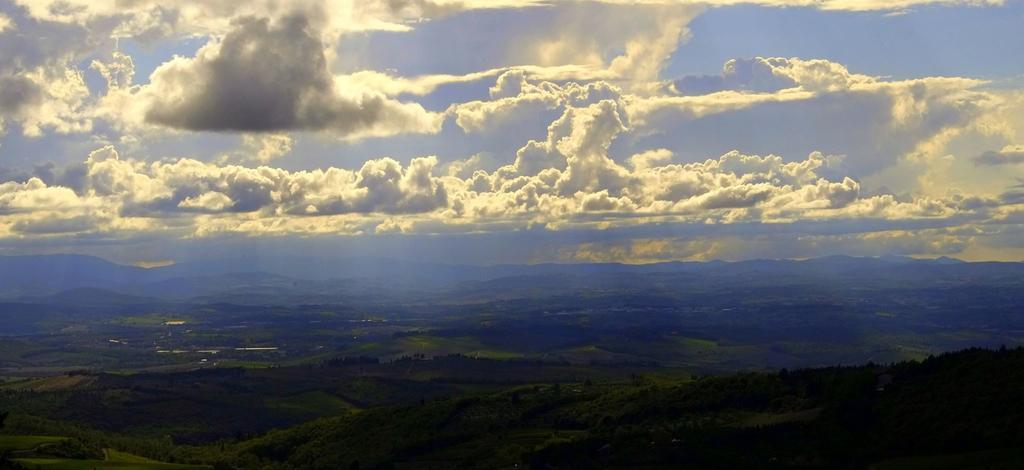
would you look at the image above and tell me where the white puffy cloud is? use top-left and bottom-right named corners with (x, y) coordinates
top-left (434, 97), bottom-right (1002, 234)
top-left (450, 71), bottom-right (622, 134)
top-left (0, 67), bottom-right (92, 136)
top-left (203, 131), bottom-right (296, 165)
top-left (0, 174), bottom-right (125, 238)
top-left (0, 124), bottom-right (1010, 263)
top-left (0, 5), bottom-right (97, 136)
top-left (444, 57), bottom-right (991, 187)
top-left (674, 57), bottom-right (874, 95)
top-left (246, 134), bottom-right (295, 163)
top-left (632, 58), bottom-right (991, 178)
top-left (79, 146), bottom-right (449, 217)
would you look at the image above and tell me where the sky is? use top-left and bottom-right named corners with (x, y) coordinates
top-left (1, 0), bottom-right (1023, 266)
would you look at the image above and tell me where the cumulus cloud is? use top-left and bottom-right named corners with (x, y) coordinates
top-left (450, 71), bottom-right (622, 134)
top-left (631, 58), bottom-right (991, 178)
top-left (0, 67), bottom-right (92, 136)
top-left (203, 132), bottom-right (297, 164)
top-left (0, 121), bottom-right (994, 242)
top-left (673, 57), bottom-right (874, 95)
top-left (443, 58), bottom-right (991, 185)
top-left (0, 143), bottom-right (448, 238)
top-left (0, 75), bottom-right (40, 117)
top-left (0, 6), bottom-right (96, 136)
top-left (389, 89), bottom-right (1000, 236)
top-left (81, 146), bottom-right (448, 217)
top-left (0, 176), bottom-right (117, 238)
top-left (246, 134), bottom-right (295, 163)
top-left (135, 16), bottom-right (441, 136)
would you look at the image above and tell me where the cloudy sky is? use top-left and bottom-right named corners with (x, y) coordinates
top-left (1, 0), bottom-right (1023, 266)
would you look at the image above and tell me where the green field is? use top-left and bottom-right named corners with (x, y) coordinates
top-left (109, 314), bottom-right (193, 327)
top-left (344, 334), bottom-right (524, 360)
top-left (104, 450), bottom-right (161, 463)
top-left (12, 458), bottom-right (208, 469)
top-left (265, 390), bottom-right (357, 415)
top-left (1, 436), bottom-right (210, 469)
top-left (0, 435), bottom-right (67, 451)
top-left (10, 447), bottom-right (209, 469)
top-left (415, 428), bottom-right (587, 464)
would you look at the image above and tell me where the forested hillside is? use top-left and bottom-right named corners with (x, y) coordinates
top-left (4, 347), bottom-right (1024, 469)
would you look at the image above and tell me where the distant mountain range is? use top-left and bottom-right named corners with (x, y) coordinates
top-left (1, 253), bottom-right (1021, 301)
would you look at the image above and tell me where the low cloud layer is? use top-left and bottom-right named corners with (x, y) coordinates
top-left (0, 93), bottom-right (1013, 247)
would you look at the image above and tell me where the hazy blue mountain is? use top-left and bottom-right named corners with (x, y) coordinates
top-left (3, 253), bottom-right (1023, 300)
top-left (0, 254), bottom-right (153, 295)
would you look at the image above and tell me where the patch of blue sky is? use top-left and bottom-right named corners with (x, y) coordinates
top-left (664, 3), bottom-right (1024, 81)
top-left (119, 36), bottom-right (207, 85)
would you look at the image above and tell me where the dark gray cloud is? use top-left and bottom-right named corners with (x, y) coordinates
top-left (143, 15), bottom-right (437, 135)
top-left (0, 75), bottom-right (42, 115)
top-left (145, 15), bottom-right (328, 131)
top-left (11, 213), bottom-right (105, 234)
top-left (29, 161), bottom-right (88, 192)
top-left (674, 58), bottom-right (798, 96)
top-left (1000, 179), bottom-right (1024, 205)
top-left (0, 161), bottom-right (87, 193)
top-left (973, 147), bottom-right (1024, 166)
